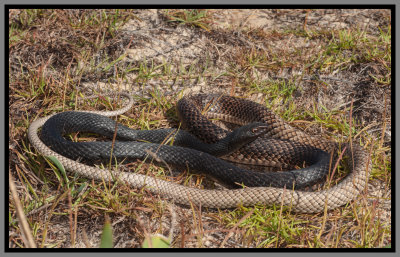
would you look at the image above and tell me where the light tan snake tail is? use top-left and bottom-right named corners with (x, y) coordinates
top-left (28, 93), bottom-right (371, 213)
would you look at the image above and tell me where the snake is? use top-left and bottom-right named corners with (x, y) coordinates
top-left (28, 93), bottom-right (371, 213)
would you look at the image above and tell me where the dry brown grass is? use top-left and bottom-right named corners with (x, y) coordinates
top-left (9, 9), bottom-right (391, 248)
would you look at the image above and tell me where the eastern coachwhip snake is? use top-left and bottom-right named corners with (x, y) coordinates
top-left (28, 93), bottom-right (370, 213)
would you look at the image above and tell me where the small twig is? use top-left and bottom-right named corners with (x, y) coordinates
top-left (68, 189), bottom-right (74, 247)
top-left (317, 146), bottom-right (347, 243)
top-left (319, 76), bottom-right (352, 84)
top-left (26, 203), bottom-right (52, 216)
top-left (379, 93), bottom-right (388, 149)
top-left (136, 214), bottom-right (152, 247)
top-left (82, 228), bottom-right (92, 248)
top-left (40, 189), bottom-right (70, 248)
top-left (14, 165), bottom-right (34, 201)
top-left (9, 170), bottom-right (37, 248)
top-left (349, 98), bottom-right (355, 170)
top-left (220, 209), bottom-right (254, 248)
top-left (185, 228), bottom-right (231, 239)
top-left (108, 114), bottom-right (119, 177)
top-left (111, 216), bottom-right (126, 226)
top-left (144, 149), bottom-right (173, 176)
top-left (180, 221), bottom-right (186, 248)
top-left (74, 203), bottom-right (78, 248)
top-left (143, 127), bottom-right (180, 175)
top-left (167, 205), bottom-right (176, 244)
top-left (303, 9), bottom-right (311, 36)
top-left (328, 147), bottom-right (347, 185)
top-left (275, 186), bottom-right (287, 248)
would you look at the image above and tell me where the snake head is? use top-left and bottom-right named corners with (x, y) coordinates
top-left (250, 123), bottom-right (270, 137)
top-left (237, 122), bottom-right (270, 141)
top-left (213, 122), bottom-right (270, 156)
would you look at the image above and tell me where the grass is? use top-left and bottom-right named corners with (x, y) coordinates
top-left (163, 9), bottom-right (213, 32)
top-left (8, 9), bottom-right (391, 248)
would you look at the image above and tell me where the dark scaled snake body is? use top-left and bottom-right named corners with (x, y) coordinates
top-left (28, 93), bottom-right (370, 213)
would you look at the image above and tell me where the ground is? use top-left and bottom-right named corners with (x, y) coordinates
top-left (9, 9), bottom-right (391, 248)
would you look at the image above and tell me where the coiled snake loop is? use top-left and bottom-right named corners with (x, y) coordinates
top-left (28, 93), bottom-right (370, 213)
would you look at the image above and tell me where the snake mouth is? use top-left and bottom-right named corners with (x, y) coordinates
top-left (251, 125), bottom-right (270, 135)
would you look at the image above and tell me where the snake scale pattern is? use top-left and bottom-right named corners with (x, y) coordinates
top-left (28, 93), bottom-right (370, 213)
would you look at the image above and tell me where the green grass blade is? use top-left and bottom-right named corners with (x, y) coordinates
top-left (142, 235), bottom-right (171, 248)
top-left (100, 218), bottom-right (113, 248)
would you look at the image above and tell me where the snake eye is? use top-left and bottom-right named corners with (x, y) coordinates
top-left (252, 128), bottom-right (258, 133)
top-left (252, 125), bottom-right (268, 135)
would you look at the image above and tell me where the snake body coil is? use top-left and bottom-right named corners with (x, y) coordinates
top-left (28, 93), bottom-right (370, 213)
